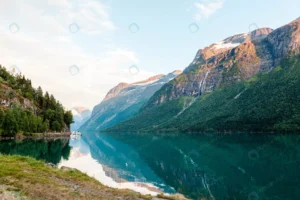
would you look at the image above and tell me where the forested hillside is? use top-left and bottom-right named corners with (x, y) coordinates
top-left (0, 65), bottom-right (73, 136)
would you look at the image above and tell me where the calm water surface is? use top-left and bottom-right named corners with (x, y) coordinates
top-left (0, 132), bottom-right (300, 200)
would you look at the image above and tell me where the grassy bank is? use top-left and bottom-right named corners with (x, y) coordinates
top-left (0, 155), bottom-right (185, 200)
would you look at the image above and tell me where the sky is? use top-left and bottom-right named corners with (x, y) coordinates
top-left (0, 0), bottom-right (299, 110)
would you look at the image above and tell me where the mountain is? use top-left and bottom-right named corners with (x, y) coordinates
top-left (0, 66), bottom-right (73, 136)
top-left (146, 27), bottom-right (275, 108)
top-left (106, 17), bottom-right (300, 133)
top-left (79, 71), bottom-right (181, 132)
top-left (191, 27), bottom-right (273, 63)
top-left (70, 107), bottom-right (91, 131)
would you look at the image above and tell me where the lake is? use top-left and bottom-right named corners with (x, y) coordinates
top-left (0, 132), bottom-right (299, 200)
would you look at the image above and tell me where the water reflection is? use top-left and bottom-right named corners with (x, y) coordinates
top-left (1, 133), bottom-right (299, 200)
top-left (59, 133), bottom-right (175, 196)
top-left (79, 132), bottom-right (300, 200)
top-left (0, 138), bottom-right (71, 164)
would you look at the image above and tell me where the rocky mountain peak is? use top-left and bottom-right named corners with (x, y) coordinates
top-left (192, 28), bottom-right (273, 63)
top-left (72, 106), bottom-right (90, 114)
top-left (132, 74), bottom-right (164, 85)
top-left (172, 70), bottom-right (182, 75)
top-left (103, 82), bottom-right (132, 101)
top-left (250, 28), bottom-right (273, 40)
top-left (103, 75), bottom-right (166, 102)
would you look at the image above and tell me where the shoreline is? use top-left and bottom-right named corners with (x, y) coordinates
top-left (0, 155), bottom-right (186, 200)
top-left (0, 132), bottom-right (71, 141)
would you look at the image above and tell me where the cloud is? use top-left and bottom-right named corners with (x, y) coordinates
top-left (0, 0), bottom-right (155, 109)
top-left (44, 0), bottom-right (117, 35)
top-left (194, 0), bottom-right (225, 20)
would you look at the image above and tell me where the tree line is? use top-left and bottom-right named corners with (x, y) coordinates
top-left (0, 65), bottom-right (73, 136)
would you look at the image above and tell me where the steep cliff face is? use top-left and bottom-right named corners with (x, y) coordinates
top-left (0, 84), bottom-right (37, 112)
top-left (266, 18), bottom-right (300, 65)
top-left (80, 71), bottom-right (181, 132)
top-left (145, 19), bottom-right (300, 109)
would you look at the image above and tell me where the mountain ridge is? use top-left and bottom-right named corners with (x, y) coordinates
top-left (105, 17), bottom-right (300, 133)
top-left (80, 70), bottom-right (182, 132)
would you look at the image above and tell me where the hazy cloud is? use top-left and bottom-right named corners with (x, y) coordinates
top-left (194, 0), bottom-right (225, 20)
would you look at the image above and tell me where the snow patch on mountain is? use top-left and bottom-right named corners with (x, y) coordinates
top-left (213, 41), bottom-right (240, 50)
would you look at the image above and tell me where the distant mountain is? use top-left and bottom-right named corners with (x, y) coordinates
top-left (79, 71), bottom-right (181, 132)
top-left (71, 107), bottom-right (91, 131)
top-left (106, 17), bottom-right (300, 133)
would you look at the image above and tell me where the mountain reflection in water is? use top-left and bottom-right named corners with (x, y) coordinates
top-left (1, 132), bottom-right (299, 200)
top-left (62, 132), bottom-right (300, 200)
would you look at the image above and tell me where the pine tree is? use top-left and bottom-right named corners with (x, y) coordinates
top-left (51, 121), bottom-right (61, 132)
top-left (43, 119), bottom-right (50, 133)
top-left (0, 109), bottom-right (5, 126)
top-left (36, 86), bottom-right (44, 106)
top-left (44, 92), bottom-right (50, 109)
top-left (3, 109), bottom-right (18, 136)
top-left (20, 112), bottom-right (29, 133)
top-left (49, 95), bottom-right (56, 110)
top-left (64, 111), bottom-right (74, 129)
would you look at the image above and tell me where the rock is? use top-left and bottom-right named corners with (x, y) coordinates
top-left (60, 166), bottom-right (78, 171)
top-left (73, 185), bottom-right (79, 191)
top-left (45, 163), bottom-right (56, 168)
